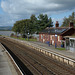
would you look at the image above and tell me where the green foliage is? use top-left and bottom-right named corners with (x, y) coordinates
top-left (47, 17), bottom-right (53, 27)
top-left (12, 14), bottom-right (54, 36)
top-left (61, 12), bottom-right (75, 27)
top-left (12, 19), bottom-right (31, 35)
top-left (38, 14), bottom-right (48, 30)
top-left (11, 36), bottom-right (37, 41)
top-left (30, 14), bottom-right (37, 34)
top-left (72, 35), bottom-right (75, 36)
top-left (12, 20), bottom-right (23, 34)
top-left (38, 14), bottom-right (53, 31)
top-left (56, 48), bottom-right (65, 50)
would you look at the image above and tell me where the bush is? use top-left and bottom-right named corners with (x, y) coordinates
top-left (22, 35), bottom-right (27, 38)
top-left (10, 33), bottom-right (14, 37)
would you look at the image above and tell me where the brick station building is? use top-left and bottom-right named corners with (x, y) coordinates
top-left (39, 21), bottom-right (75, 47)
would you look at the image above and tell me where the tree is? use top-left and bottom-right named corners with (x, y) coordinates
top-left (12, 14), bottom-right (54, 36)
top-left (61, 12), bottom-right (75, 27)
top-left (61, 17), bottom-right (69, 27)
top-left (12, 19), bottom-right (35, 36)
top-left (12, 21), bottom-right (22, 34)
top-left (47, 17), bottom-right (53, 27)
top-left (38, 14), bottom-right (48, 31)
top-left (38, 14), bottom-right (53, 31)
top-left (30, 14), bottom-right (37, 34)
top-left (21, 19), bottom-right (31, 35)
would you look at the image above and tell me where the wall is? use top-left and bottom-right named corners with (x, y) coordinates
top-left (39, 33), bottom-right (62, 47)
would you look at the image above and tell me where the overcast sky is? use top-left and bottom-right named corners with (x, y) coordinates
top-left (0, 0), bottom-right (75, 26)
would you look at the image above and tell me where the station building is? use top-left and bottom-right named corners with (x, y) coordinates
top-left (64, 36), bottom-right (75, 52)
top-left (39, 21), bottom-right (75, 48)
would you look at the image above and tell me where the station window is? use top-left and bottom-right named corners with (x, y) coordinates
top-left (41, 35), bottom-right (43, 39)
top-left (70, 39), bottom-right (74, 48)
top-left (58, 36), bottom-right (60, 41)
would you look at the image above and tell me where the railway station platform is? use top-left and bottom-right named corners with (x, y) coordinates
top-left (7, 37), bottom-right (75, 60)
top-left (11, 37), bottom-right (75, 60)
top-left (28, 41), bottom-right (75, 60)
top-left (0, 43), bottom-right (18, 75)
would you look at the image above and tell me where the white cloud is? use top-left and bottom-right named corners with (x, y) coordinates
top-left (0, 14), bottom-right (15, 26)
top-left (0, 0), bottom-right (75, 26)
top-left (1, 0), bottom-right (75, 14)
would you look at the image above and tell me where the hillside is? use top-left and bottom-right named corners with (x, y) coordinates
top-left (0, 26), bottom-right (12, 31)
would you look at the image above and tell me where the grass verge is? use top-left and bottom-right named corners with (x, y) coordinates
top-left (11, 37), bottom-right (37, 41)
top-left (56, 48), bottom-right (65, 50)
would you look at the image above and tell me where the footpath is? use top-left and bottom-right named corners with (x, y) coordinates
top-left (28, 41), bottom-right (75, 60)
top-left (0, 43), bottom-right (18, 75)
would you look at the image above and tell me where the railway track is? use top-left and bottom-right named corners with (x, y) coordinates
top-left (0, 37), bottom-right (75, 75)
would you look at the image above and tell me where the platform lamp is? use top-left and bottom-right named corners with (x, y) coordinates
top-left (28, 30), bottom-right (29, 41)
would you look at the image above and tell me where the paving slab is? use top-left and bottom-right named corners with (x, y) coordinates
top-left (0, 44), bottom-right (18, 75)
top-left (11, 38), bottom-right (75, 60)
top-left (29, 41), bottom-right (75, 60)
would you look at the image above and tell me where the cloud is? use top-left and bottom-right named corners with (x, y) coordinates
top-left (0, 0), bottom-right (75, 26)
top-left (1, 0), bottom-right (75, 14)
top-left (0, 14), bottom-right (15, 26)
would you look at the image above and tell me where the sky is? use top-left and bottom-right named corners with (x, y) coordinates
top-left (0, 0), bottom-right (75, 26)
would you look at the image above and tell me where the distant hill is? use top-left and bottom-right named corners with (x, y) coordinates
top-left (0, 26), bottom-right (12, 31)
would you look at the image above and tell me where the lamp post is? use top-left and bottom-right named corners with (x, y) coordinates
top-left (28, 30), bottom-right (29, 41)
top-left (55, 30), bottom-right (57, 48)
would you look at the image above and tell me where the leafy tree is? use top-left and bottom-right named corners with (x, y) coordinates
top-left (21, 19), bottom-right (31, 35)
top-left (61, 12), bottom-right (75, 27)
top-left (38, 14), bottom-right (53, 31)
top-left (12, 21), bottom-right (22, 34)
top-left (61, 17), bottom-right (69, 27)
top-left (12, 14), bottom-right (54, 36)
top-left (30, 14), bottom-right (37, 34)
top-left (47, 17), bottom-right (53, 27)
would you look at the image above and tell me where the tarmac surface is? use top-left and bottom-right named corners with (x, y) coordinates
top-left (0, 43), bottom-right (18, 75)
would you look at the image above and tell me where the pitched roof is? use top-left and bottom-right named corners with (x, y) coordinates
top-left (39, 27), bottom-right (74, 35)
top-left (64, 36), bottom-right (75, 38)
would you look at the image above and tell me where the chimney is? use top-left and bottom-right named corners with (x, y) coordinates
top-left (55, 21), bottom-right (59, 27)
top-left (69, 22), bottom-right (74, 28)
